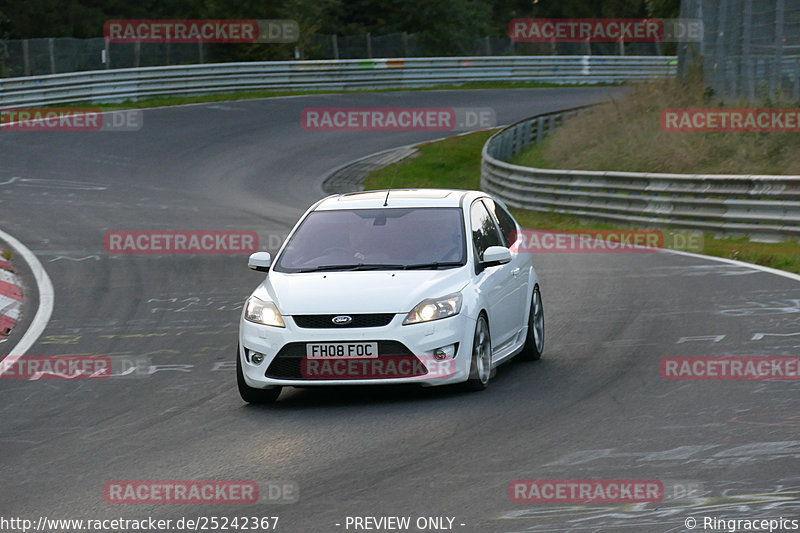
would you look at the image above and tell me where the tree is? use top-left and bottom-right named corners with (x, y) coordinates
top-left (332, 0), bottom-right (493, 55)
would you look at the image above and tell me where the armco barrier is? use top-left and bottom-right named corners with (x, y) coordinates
top-left (481, 106), bottom-right (800, 239)
top-left (0, 56), bottom-right (676, 107)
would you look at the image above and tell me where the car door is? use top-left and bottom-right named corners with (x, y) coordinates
top-left (482, 198), bottom-right (530, 337)
top-left (469, 199), bottom-right (517, 350)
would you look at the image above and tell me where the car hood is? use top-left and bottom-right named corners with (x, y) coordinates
top-left (253, 269), bottom-right (468, 315)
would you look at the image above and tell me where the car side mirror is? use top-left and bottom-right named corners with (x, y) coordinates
top-left (248, 252), bottom-right (272, 272)
top-left (481, 246), bottom-right (512, 268)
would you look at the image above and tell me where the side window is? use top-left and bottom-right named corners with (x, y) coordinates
top-left (470, 200), bottom-right (503, 261)
top-left (482, 198), bottom-right (518, 247)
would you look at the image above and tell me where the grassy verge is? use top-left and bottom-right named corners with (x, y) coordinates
top-left (511, 79), bottom-right (800, 174)
top-left (38, 80), bottom-right (618, 112)
top-left (363, 131), bottom-right (493, 191)
top-left (363, 130), bottom-right (800, 275)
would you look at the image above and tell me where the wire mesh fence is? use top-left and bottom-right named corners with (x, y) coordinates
top-left (679, 0), bottom-right (800, 100)
top-left (0, 38), bottom-right (213, 78)
top-left (0, 31), bottom-right (665, 78)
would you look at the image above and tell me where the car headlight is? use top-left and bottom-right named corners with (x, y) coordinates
top-left (245, 297), bottom-right (285, 327)
top-left (403, 292), bottom-right (462, 325)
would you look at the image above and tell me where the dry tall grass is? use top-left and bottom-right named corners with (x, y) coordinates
top-left (523, 79), bottom-right (800, 175)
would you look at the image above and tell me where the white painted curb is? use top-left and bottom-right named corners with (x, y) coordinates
top-left (0, 229), bottom-right (54, 374)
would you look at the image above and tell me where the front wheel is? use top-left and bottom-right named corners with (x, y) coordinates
top-left (465, 315), bottom-right (492, 391)
top-left (519, 285), bottom-right (544, 361)
top-left (236, 346), bottom-right (282, 404)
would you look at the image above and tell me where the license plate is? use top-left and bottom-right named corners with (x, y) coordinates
top-left (306, 342), bottom-right (379, 359)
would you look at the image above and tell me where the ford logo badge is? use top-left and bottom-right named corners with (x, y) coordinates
top-left (332, 315), bottom-right (353, 325)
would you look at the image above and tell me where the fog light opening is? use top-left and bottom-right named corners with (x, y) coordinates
top-left (250, 351), bottom-right (265, 365)
top-left (433, 343), bottom-right (457, 360)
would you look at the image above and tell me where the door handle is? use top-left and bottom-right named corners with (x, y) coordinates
top-left (511, 267), bottom-right (521, 277)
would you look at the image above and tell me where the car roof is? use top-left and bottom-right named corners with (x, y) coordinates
top-left (314, 189), bottom-right (483, 210)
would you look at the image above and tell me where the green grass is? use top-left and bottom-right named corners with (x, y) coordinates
top-left (364, 130), bottom-right (800, 275)
top-left (40, 80), bottom-right (618, 112)
top-left (510, 139), bottom-right (549, 169)
top-left (698, 237), bottom-right (800, 273)
top-left (363, 130), bottom-right (494, 191)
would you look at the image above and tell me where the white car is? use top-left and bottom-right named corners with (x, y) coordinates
top-left (237, 189), bottom-right (544, 403)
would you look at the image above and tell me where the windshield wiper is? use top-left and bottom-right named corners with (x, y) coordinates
top-left (350, 263), bottom-right (408, 271)
top-left (297, 263), bottom-right (407, 273)
top-left (297, 261), bottom-right (463, 272)
top-left (403, 261), bottom-right (464, 270)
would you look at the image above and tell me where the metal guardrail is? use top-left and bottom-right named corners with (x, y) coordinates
top-left (481, 107), bottom-right (800, 239)
top-left (0, 56), bottom-right (676, 107)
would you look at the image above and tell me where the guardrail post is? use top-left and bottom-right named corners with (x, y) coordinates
top-left (105, 40), bottom-right (110, 69)
top-left (134, 42), bottom-right (140, 68)
top-left (513, 124), bottom-right (523, 156)
top-left (48, 38), bottom-right (56, 74)
top-left (724, 57), bottom-right (734, 97)
top-left (366, 32), bottom-right (372, 59)
top-left (22, 39), bottom-right (30, 76)
top-left (402, 32), bottom-right (408, 57)
top-left (772, 0), bottom-right (785, 96)
top-left (332, 35), bottom-right (339, 60)
top-left (741, 0), bottom-right (753, 98)
top-left (794, 58), bottom-right (800, 100)
top-left (536, 117), bottom-right (544, 143)
top-left (524, 120), bottom-right (533, 146)
top-left (750, 56), bottom-right (760, 100)
top-left (198, 42), bottom-right (204, 64)
top-left (713, 0), bottom-right (728, 97)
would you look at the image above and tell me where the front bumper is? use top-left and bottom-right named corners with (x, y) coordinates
top-left (239, 312), bottom-right (476, 388)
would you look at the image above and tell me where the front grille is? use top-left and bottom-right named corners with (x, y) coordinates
top-left (265, 341), bottom-right (425, 380)
top-left (292, 314), bottom-right (395, 329)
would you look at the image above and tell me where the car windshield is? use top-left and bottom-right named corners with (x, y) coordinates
top-left (274, 207), bottom-right (466, 272)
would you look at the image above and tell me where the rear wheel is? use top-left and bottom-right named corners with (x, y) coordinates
top-left (236, 346), bottom-right (281, 404)
top-left (519, 285), bottom-right (544, 361)
top-left (465, 315), bottom-right (492, 391)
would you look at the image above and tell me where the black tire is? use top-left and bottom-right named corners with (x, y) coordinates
top-left (465, 314), bottom-right (492, 391)
top-left (236, 346), bottom-right (281, 404)
top-left (519, 285), bottom-right (544, 361)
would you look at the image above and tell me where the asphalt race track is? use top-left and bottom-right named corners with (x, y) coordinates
top-left (1, 88), bottom-right (800, 532)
